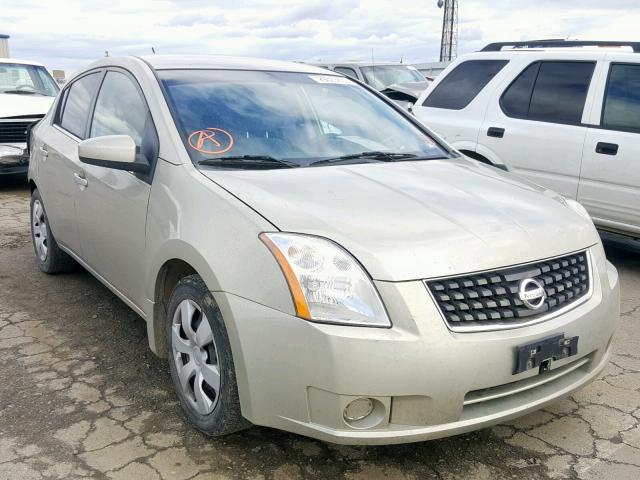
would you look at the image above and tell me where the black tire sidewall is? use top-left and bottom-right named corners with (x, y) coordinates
top-left (166, 275), bottom-right (247, 435)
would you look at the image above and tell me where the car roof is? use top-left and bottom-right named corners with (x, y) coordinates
top-left (0, 58), bottom-right (46, 67)
top-left (310, 61), bottom-right (407, 67)
top-left (135, 54), bottom-right (335, 74)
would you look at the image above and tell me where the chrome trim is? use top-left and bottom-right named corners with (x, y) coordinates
top-left (424, 249), bottom-right (594, 333)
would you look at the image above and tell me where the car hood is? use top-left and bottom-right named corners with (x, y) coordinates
top-left (202, 158), bottom-right (598, 281)
top-left (0, 93), bottom-right (54, 118)
top-left (381, 81), bottom-right (429, 101)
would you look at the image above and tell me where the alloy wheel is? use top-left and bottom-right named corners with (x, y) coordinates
top-left (32, 199), bottom-right (48, 261)
top-left (171, 299), bottom-right (221, 415)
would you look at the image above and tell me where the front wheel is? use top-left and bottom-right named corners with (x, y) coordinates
top-left (166, 274), bottom-right (250, 436)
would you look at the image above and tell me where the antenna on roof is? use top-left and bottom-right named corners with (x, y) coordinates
top-left (151, 47), bottom-right (156, 54)
top-left (104, 50), bottom-right (109, 57)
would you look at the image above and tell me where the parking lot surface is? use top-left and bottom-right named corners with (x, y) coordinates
top-left (0, 177), bottom-right (639, 480)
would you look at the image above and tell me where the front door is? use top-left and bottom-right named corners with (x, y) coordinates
top-left (579, 62), bottom-right (640, 236)
top-left (76, 69), bottom-right (158, 307)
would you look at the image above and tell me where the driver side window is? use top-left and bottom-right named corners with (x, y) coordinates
top-left (90, 71), bottom-right (147, 146)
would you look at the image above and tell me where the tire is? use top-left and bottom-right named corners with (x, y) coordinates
top-left (166, 274), bottom-right (250, 436)
top-left (30, 188), bottom-right (77, 273)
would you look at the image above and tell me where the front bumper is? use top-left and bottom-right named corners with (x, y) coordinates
top-left (0, 143), bottom-right (29, 175)
top-left (215, 245), bottom-right (619, 444)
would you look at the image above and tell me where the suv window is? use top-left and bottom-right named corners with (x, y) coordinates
top-left (602, 63), bottom-right (640, 132)
top-left (90, 71), bottom-right (147, 146)
top-left (423, 60), bottom-right (508, 110)
top-left (59, 72), bottom-right (102, 138)
top-left (501, 61), bottom-right (595, 125)
top-left (334, 67), bottom-right (358, 80)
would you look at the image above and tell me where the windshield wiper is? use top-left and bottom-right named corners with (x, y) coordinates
top-left (2, 90), bottom-right (38, 95)
top-left (198, 155), bottom-right (298, 169)
top-left (310, 151), bottom-right (419, 166)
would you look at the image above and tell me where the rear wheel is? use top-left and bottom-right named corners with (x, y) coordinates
top-left (30, 189), bottom-right (76, 273)
top-left (166, 274), bottom-right (250, 436)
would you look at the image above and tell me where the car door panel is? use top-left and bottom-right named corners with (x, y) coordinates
top-left (75, 69), bottom-right (156, 306)
top-left (36, 126), bottom-right (84, 254)
top-left (578, 61), bottom-right (640, 235)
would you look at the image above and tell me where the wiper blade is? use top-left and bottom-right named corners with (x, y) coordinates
top-left (2, 90), bottom-right (37, 95)
top-left (310, 151), bottom-right (418, 166)
top-left (198, 155), bottom-right (298, 169)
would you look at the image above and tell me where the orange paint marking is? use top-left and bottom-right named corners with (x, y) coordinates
top-left (188, 128), bottom-right (234, 155)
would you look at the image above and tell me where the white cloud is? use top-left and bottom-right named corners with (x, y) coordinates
top-left (0, 0), bottom-right (639, 74)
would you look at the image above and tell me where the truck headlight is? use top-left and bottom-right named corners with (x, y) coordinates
top-left (260, 232), bottom-right (390, 327)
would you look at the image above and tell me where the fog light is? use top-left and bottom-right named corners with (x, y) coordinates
top-left (343, 397), bottom-right (374, 422)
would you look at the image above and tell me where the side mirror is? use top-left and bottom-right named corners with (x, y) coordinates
top-left (78, 135), bottom-right (149, 174)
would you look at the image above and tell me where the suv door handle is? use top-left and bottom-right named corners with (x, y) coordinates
top-left (595, 142), bottom-right (618, 156)
top-left (487, 127), bottom-right (505, 138)
top-left (73, 172), bottom-right (88, 187)
top-left (39, 145), bottom-right (48, 159)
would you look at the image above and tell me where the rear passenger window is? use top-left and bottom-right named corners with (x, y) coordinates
top-left (501, 61), bottom-right (595, 125)
top-left (602, 64), bottom-right (640, 132)
top-left (423, 60), bottom-right (508, 110)
top-left (58, 72), bottom-right (101, 138)
top-left (500, 63), bottom-right (538, 118)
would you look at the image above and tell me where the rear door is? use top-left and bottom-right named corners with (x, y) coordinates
top-left (76, 68), bottom-right (158, 306)
top-left (479, 59), bottom-right (598, 198)
top-left (579, 60), bottom-right (640, 236)
top-left (38, 71), bottom-right (102, 255)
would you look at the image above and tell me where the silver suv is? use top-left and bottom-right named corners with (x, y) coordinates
top-left (28, 55), bottom-right (619, 444)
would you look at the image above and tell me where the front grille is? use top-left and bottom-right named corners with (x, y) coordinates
top-left (427, 251), bottom-right (590, 329)
top-left (0, 120), bottom-right (38, 144)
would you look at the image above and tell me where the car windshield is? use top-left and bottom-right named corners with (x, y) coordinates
top-left (360, 65), bottom-right (425, 90)
top-left (0, 63), bottom-right (59, 96)
top-left (159, 69), bottom-right (448, 168)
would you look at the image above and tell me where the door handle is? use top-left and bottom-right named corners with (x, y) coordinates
top-left (595, 142), bottom-right (618, 156)
top-left (73, 172), bottom-right (88, 187)
top-left (39, 145), bottom-right (48, 159)
top-left (487, 127), bottom-right (505, 138)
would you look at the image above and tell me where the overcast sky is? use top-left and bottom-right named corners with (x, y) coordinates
top-left (2, 0), bottom-right (640, 74)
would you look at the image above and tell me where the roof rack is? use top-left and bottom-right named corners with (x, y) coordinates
top-left (481, 39), bottom-right (640, 53)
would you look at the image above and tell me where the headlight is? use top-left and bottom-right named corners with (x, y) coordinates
top-left (565, 198), bottom-right (592, 221)
top-left (260, 233), bottom-right (390, 327)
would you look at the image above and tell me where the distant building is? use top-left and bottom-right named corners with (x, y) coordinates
top-left (0, 34), bottom-right (9, 58)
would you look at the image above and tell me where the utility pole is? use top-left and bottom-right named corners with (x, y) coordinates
top-left (437, 0), bottom-right (458, 62)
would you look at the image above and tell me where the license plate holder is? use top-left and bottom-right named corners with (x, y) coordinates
top-left (513, 334), bottom-right (579, 375)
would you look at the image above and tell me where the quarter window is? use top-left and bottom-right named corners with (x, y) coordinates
top-left (90, 71), bottom-right (148, 146)
top-left (423, 60), bottom-right (508, 110)
top-left (59, 72), bottom-right (102, 138)
top-left (501, 61), bottom-right (595, 125)
top-left (602, 63), bottom-right (640, 132)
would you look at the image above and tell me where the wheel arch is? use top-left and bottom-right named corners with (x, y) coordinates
top-left (147, 240), bottom-right (224, 357)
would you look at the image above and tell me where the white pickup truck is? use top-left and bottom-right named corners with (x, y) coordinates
top-left (1, 58), bottom-right (58, 176)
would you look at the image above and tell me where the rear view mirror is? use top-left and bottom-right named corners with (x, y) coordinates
top-left (78, 135), bottom-right (149, 173)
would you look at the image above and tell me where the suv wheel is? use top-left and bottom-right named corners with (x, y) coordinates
top-left (30, 189), bottom-right (77, 273)
top-left (166, 274), bottom-right (250, 436)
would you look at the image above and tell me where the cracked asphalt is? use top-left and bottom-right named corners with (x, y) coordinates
top-left (0, 176), bottom-right (639, 480)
